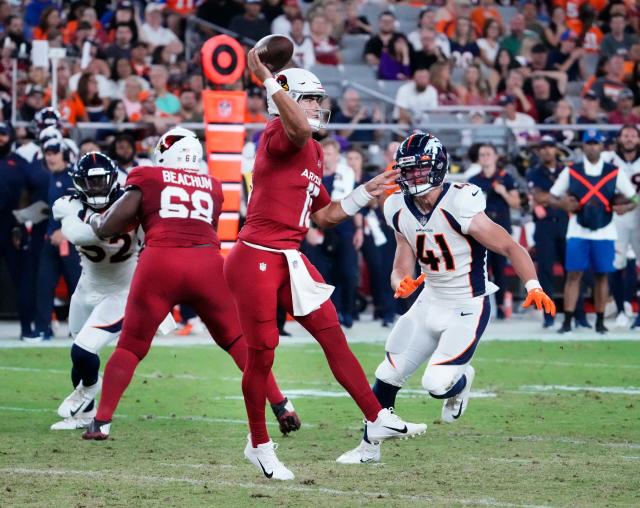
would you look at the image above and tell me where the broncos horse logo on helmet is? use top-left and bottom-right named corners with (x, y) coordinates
top-left (394, 132), bottom-right (450, 197)
top-left (71, 152), bottom-right (120, 210)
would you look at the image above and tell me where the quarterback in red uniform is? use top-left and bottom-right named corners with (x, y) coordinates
top-left (223, 50), bottom-right (427, 480)
top-left (82, 127), bottom-right (299, 440)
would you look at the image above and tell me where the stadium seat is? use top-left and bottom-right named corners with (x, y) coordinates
top-left (310, 64), bottom-right (344, 86)
top-left (566, 80), bottom-right (586, 97)
top-left (393, 4), bottom-right (422, 26)
top-left (341, 64), bottom-right (378, 88)
top-left (359, 3), bottom-right (382, 24)
top-left (341, 35), bottom-right (369, 64)
top-left (378, 80), bottom-right (405, 101)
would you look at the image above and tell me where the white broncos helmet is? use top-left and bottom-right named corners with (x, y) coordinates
top-left (153, 126), bottom-right (203, 171)
top-left (266, 68), bottom-right (331, 131)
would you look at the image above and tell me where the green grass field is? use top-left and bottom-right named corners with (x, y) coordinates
top-left (0, 340), bottom-right (638, 507)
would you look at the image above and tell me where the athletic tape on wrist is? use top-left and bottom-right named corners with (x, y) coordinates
top-left (340, 185), bottom-right (373, 216)
top-left (264, 78), bottom-right (281, 98)
top-left (525, 279), bottom-right (542, 292)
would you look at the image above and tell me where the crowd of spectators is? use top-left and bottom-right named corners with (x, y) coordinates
top-left (1, 0), bottom-right (640, 338)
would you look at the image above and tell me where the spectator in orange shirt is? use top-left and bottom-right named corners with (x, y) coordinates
top-left (32, 7), bottom-right (61, 41)
top-left (566, 3), bottom-right (603, 53)
top-left (244, 86), bottom-right (268, 127)
top-left (131, 41), bottom-right (151, 79)
top-left (470, 0), bottom-right (503, 35)
top-left (44, 60), bottom-right (88, 125)
top-left (436, 0), bottom-right (474, 38)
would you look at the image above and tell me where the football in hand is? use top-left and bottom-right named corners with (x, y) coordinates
top-left (254, 35), bottom-right (294, 73)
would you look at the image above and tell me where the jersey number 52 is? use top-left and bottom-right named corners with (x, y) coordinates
top-left (159, 186), bottom-right (214, 224)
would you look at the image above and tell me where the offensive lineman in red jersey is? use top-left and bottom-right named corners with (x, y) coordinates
top-left (223, 50), bottom-right (427, 481)
top-left (82, 127), bottom-right (300, 440)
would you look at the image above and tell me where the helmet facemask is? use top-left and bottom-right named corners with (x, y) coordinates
top-left (73, 167), bottom-right (118, 210)
top-left (297, 93), bottom-right (331, 131)
top-left (396, 156), bottom-right (446, 197)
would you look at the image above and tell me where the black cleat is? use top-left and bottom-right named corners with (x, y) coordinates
top-left (558, 322), bottom-right (572, 334)
top-left (595, 323), bottom-right (608, 334)
top-left (271, 397), bottom-right (301, 435)
top-left (82, 418), bottom-right (111, 440)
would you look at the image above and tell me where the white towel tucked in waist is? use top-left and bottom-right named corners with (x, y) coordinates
top-left (242, 241), bottom-right (334, 316)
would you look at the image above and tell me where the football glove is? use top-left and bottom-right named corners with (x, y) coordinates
top-left (522, 288), bottom-right (556, 316)
top-left (271, 397), bottom-right (301, 435)
top-left (394, 273), bottom-right (426, 299)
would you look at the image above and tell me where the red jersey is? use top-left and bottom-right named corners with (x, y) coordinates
top-left (239, 118), bottom-right (331, 250)
top-left (126, 166), bottom-right (223, 248)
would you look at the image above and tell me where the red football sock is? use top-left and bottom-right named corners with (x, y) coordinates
top-left (242, 347), bottom-right (275, 447)
top-left (227, 339), bottom-right (285, 406)
top-left (95, 347), bottom-right (140, 421)
top-left (314, 325), bottom-right (381, 422)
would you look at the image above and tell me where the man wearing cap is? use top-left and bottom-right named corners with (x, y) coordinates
top-left (548, 30), bottom-right (585, 82)
top-left (0, 122), bottom-right (48, 340)
top-left (140, 3), bottom-right (183, 52)
top-left (18, 85), bottom-right (46, 123)
top-left (602, 125), bottom-right (640, 328)
top-left (549, 129), bottom-right (638, 334)
top-left (492, 94), bottom-right (538, 147)
top-left (526, 136), bottom-right (570, 328)
top-left (272, 0), bottom-right (308, 37)
top-left (608, 88), bottom-right (640, 125)
top-left (34, 138), bottom-right (81, 340)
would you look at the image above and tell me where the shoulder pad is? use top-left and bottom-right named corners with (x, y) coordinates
top-left (52, 195), bottom-right (81, 221)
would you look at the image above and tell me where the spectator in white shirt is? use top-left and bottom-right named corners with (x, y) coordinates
top-left (140, 3), bottom-right (183, 53)
top-left (290, 16), bottom-right (315, 69)
top-left (493, 94), bottom-right (538, 146)
top-left (394, 67), bottom-right (438, 126)
top-left (272, 0), bottom-right (309, 36)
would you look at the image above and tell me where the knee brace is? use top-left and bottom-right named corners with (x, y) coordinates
top-left (422, 366), bottom-right (464, 398)
top-left (374, 352), bottom-right (408, 388)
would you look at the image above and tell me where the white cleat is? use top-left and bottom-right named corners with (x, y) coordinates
top-left (336, 440), bottom-right (381, 464)
top-left (244, 435), bottom-right (295, 481)
top-left (442, 365), bottom-right (475, 423)
top-left (50, 408), bottom-right (96, 430)
top-left (614, 311), bottom-right (631, 329)
top-left (366, 408), bottom-right (427, 442)
top-left (57, 377), bottom-right (102, 418)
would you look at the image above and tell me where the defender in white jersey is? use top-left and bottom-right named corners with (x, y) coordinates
top-left (50, 152), bottom-right (139, 430)
top-left (602, 125), bottom-right (640, 328)
top-left (337, 133), bottom-right (556, 464)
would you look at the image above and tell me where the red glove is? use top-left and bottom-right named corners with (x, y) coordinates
top-left (394, 273), bottom-right (426, 299)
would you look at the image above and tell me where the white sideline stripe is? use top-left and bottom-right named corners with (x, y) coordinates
top-left (223, 389), bottom-right (497, 400)
top-left (0, 406), bottom-right (271, 427)
top-left (520, 385), bottom-right (640, 395)
top-left (445, 432), bottom-right (640, 451)
top-left (479, 358), bottom-right (640, 370)
top-left (0, 365), bottom-right (208, 381)
top-left (0, 467), bottom-right (550, 508)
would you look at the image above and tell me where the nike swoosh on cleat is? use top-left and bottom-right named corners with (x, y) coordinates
top-left (472, 190), bottom-right (479, 196)
top-left (69, 405), bottom-right (84, 417)
top-left (383, 425), bottom-right (408, 434)
top-left (257, 459), bottom-right (274, 479)
top-left (452, 404), bottom-right (464, 420)
top-left (460, 312), bottom-right (473, 316)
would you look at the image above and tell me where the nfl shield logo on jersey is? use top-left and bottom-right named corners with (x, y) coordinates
top-left (218, 100), bottom-right (232, 118)
top-left (259, 262), bottom-right (267, 272)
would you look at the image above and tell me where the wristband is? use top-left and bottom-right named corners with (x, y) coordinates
top-left (525, 279), bottom-right (542, 292)
top-left (264, 77), bottom-right (282, 98)
top-left (340, 185), bottom-right (373, 216)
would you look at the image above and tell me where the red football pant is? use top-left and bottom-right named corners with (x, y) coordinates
top-left (224, 242), bottom-right (382, 447)
top-left (96, 246), bottom-right (284, 422)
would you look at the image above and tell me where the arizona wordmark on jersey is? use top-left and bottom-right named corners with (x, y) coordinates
top-left (384, 183), bottom-right (498, 300)
top-left (52, 196), bottom-right (139, 292)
